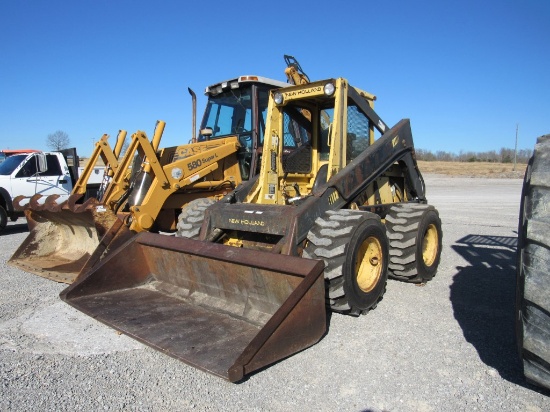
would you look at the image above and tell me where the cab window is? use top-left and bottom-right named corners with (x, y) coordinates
top-left (281, 104), bottom-right (312, 174)
top-left (346, 103), bottom-right (377, 161)
top-left (42, 155), bottom-right (62, 176)
top-left (200, 88), bottom-right (252, 139)
top-left (0, 155), bottom-right (26, 175)
top-left (15, 156), bottom-right (38, 177)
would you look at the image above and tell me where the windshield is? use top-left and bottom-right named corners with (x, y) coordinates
top-left (199, 88), bottom-right (253, 140)
top-left (0, 154), bottom-right (27, 175)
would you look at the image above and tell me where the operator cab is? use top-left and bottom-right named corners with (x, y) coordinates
top-left (199, 76), bottom-right (288, 179)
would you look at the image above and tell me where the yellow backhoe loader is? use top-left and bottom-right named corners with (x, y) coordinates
top-left (9, 75), bottom-right (289, 283)
top-left (61, 76), bottom-right (443, 382)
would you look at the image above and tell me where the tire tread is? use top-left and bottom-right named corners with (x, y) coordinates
top-left (385, 203), bottom-right (442, 283)
top-left (176, 198), bottom-right (215, 239)
top-left (304, 210), bottom-right (387, 315)
top-left (517, 134), bottom-right (550, 389)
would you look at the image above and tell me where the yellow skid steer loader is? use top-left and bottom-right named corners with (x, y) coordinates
top-left (61, 77), bottom-right (442, 381)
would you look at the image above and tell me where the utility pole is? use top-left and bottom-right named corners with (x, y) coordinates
top-left (513, 124), bottom-right (518, 171)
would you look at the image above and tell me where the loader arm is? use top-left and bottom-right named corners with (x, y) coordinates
top-left (329, 118), bottom-right (426, 204)
top-left (127, 136), bottom-right (242, 231)
top-left (72, 130), bottom-right (127, 196)
top-left (101, 121), bottom-right (165, 207)
top-left (284, 54), bottom-right (310, 85)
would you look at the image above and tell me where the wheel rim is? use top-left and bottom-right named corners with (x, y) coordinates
top-left (356, 236), bottom-right (383, 293)
top-left (422, 223), bottom-right (439, 267)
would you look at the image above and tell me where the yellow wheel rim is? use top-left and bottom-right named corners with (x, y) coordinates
top-left (356, 236), bottom-right (383, 293)
top-left (422, 223), bottom-right (439, 267)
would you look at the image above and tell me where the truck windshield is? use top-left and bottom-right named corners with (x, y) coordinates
top-left (199, 88), bottom-right (253, 140)
top-left (0, 155), bottom-right (27, 175)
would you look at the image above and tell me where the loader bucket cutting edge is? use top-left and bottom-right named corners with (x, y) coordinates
top-left (8, 206), bottom-right (119, 284)
top-left (60, 232), bottom-right (326, 382)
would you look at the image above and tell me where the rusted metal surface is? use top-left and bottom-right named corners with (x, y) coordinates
top-left (74, 215), bottom-right (134, 283)
top-left (206, 202), bottom-right (293, 237)
top-left (8, 194), bottom-right (119, 284)
top-left (13, 193), bottom-right (99, 213)
top-left (61, 232), bottom-right (326, 382)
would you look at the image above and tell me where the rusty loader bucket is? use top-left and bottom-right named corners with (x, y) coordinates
top-left (61, 232), bottom-right (326, 382)
top-left (8, 194), bottom-right (120, 284)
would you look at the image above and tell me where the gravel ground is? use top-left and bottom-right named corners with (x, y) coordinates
top-left (1, 175), bottom-right (548, 411)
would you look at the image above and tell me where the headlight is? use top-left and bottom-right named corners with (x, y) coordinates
top-left (273, 92), bottom-right (284, 105)
top-left (324, 82), bottom-right (335, 96)
top-left (171, 167), bottom-right (183, 180)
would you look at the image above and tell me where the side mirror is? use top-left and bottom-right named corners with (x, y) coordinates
top-left (200, 127), bottom-right (213, 140)
top-left (37, 153), bottom-right (48, 173)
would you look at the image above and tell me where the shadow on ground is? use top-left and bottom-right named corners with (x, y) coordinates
top-left (1, 223), bottom-right (29, 235)
top-left (451, 234), bottom-right (550, 395)
top-left (450, 234), bottom-right (529, 387)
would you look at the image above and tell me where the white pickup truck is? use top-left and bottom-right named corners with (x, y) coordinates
top-left (0, 148), bottom-right (104, 232)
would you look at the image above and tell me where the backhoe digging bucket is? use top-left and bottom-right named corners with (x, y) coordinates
top-left (8, 194), bottom-right (120, 284)
top-left (61, 232), bottom-right (326, 382)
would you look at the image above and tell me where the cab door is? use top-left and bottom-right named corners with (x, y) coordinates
top-left (12, 154), bottom-right (71, 199)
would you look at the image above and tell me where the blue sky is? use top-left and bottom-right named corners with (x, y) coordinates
top-left (1, 0), bottom-right (548, 157)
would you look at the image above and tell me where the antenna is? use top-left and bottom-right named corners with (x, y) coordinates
top-left (513, 124), bottom-right (518, 171)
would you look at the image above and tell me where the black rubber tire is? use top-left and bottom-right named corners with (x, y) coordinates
top-left (516, 134), bottom-right (550, 390)
top-left (386, 203), bottom-right (443, 283)
top-left (176, 198), bottom-right (215, 239)
top-left (0, 205), bottom-right (7, 232)
top-left (303, 210), bottom-right (389, 316)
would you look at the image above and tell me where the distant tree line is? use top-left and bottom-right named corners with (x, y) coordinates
top-left (415, 147), bottom-right (531, 163)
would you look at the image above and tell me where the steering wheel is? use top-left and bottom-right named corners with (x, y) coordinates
top-left (238, 131), bottom-right (253, 150)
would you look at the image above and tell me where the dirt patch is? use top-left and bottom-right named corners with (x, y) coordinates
top-left (417, 161), bottom-right (527, 179)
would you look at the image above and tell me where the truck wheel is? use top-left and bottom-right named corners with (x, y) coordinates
top-left (303, 210), bottom-right (389, 316)
top-left (0, 205), bottom-right (7, 231)
top-left (176, 198), bottom-right (215, 239)
top-left (386, 203), bottom-right (442, 283)
top-left (516, 134), bottom-right (550, 390)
